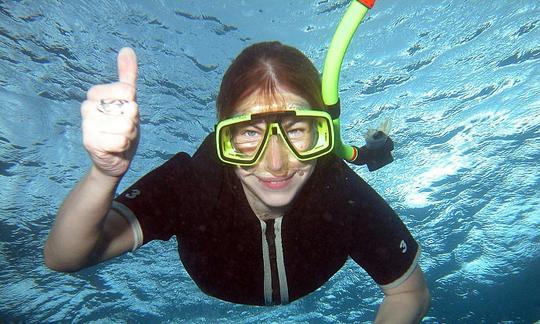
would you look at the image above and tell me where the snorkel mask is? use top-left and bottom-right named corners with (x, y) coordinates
top-left (322, 0), bottom-right (394, 171)
top-left (216, 109), bottom-right (334, 167)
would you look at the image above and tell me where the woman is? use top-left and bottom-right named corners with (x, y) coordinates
top-left (45, 42), bottom-right (430, 322)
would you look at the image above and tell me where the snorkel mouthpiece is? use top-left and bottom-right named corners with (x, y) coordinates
top-left (322, 0), bottom-right (395, 171)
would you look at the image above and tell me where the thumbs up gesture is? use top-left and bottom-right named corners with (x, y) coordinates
top-left (81, 48), bottom-right (140, 178)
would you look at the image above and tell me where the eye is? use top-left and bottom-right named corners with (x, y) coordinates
top-left (284, 119), bottom-right (311, 139)
top-left (233, 125), bottom-right (263, 144)
top-left (242, 129), bottom-right (260, 137)
top-left (287, 127), bottom-right (306, 138)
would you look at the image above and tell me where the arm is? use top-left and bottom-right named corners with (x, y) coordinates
top-left (44, 167), bottom-right (136, 271)
top-left (374, 266), bottom-right (431, 324)
top-left (44, 48), bottom-right (140, 272)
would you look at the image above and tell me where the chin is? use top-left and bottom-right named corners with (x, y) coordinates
top-left (257, 191), bottom-right (298, 208)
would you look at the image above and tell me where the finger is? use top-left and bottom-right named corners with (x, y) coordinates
top-left (86, 117), bottom-right (138, 138)
top-left (117, 47), bottom-right (138, 89)
top-left (120, 100), bottom-right (139, 120)
top-left (81, 100), bottom-right (139, 123)
top-left (87, 82), bottom-right (136, 102)
top-left (84, 132), bottom-right (133, 154)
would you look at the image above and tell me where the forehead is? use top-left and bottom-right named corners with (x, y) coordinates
top-left (233, 90), bottom-right (310, 116)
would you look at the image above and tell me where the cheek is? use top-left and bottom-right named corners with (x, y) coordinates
top-left (234, 166), bottom-right (252, 179)
top-left (290, 157), bottom-right (316, 169)
top-left (290, 160), bottom-right (316, 179)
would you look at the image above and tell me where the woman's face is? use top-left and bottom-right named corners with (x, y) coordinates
top-left (232, 91), bottom-right (317, 211)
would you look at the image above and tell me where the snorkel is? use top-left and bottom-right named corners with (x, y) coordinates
top-left (322, 0), bottom-right (394, 171)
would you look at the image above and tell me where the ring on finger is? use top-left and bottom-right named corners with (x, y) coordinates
top-left (97, 99), bottom-right (128, 116)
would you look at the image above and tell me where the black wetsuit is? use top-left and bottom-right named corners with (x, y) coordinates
top-left (115, 133), bottom-right (420, 306)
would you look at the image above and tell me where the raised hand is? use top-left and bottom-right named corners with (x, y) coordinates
top-left (81, 48), bottom-right (139, 178)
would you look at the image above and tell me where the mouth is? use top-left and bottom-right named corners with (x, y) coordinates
top-left (257, 173), bottom-right (294, 190)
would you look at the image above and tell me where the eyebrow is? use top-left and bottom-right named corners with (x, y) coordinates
top-left (234, 120), bottom-right (266, 131)
top-left (234, 101), bottom-right (310, 115)
top-left (282, 117), bottom-right (312, 127)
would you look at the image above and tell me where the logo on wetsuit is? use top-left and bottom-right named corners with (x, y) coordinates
top-left (400, 240), bottom-right (407, 253)
top-left (125, 189), bottom-right (141, 199)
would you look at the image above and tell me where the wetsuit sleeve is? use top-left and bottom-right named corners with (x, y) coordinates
top-left (346, 170), bottom-right (420, 289)
top-left (114, 152), bottom-right (192, 244)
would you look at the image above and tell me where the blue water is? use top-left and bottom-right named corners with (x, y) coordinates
top-left (1, 0), bottom-right (539, 323)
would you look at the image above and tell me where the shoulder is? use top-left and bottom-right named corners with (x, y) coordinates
top-left (161, 133), bottom-right (222, 176)
top-left (310, 154), bottom-right (371, 197)
top-left (191, 132), bottom-right (231, 178)
top-left (118, 132), bottom-right (226, 201)
top-left (292, 155), bottom-right (369, 219)
top-left (192, 132), bottom-right (218, 160)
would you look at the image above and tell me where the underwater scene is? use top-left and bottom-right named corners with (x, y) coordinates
top-left (1, 0), bottom-right (539, 323)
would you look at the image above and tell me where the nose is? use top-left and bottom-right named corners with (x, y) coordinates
top-left (263, 134), bottom-right (288, 174)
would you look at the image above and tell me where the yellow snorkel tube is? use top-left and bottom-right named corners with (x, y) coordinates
top-left (322, 0), bottom-right (394, 171)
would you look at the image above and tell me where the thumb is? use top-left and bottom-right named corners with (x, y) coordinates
top-left (117, 47), bottom-right (138, 90)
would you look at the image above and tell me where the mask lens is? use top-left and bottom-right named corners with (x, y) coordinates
top-left (282, 116), bottom-right (318, 152)
top-left (281, 115), bottom-right (331, 158)
top-left (230, 120), bottom-right (267, 157)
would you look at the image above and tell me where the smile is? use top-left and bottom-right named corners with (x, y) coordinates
top-left (257, 174), bottom-right (294, 190)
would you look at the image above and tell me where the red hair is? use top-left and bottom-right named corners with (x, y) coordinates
top-left (216, 42), bottom-right (324, 120)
